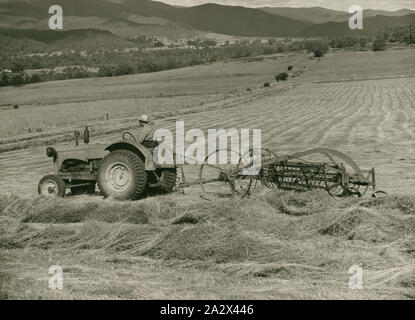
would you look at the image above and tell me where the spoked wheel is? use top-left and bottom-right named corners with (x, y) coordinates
top-left (239, 148), bottom-right (277, 193)
top-left (372, 190), bottom-right (387, 198)
top-left (325, 179), bottom-right (347, 197)
top-left (316, 169), bottom-right (350, 197)
top-left (344, 187), bottom-right (362, 198)
top-left (38, 174), bottom-right (66, 197)
top-left (199, 149), bottom-right (253, 199)
top-left (240, 148), bottom-right (277, 164)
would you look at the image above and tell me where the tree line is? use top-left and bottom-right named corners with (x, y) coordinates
top-left (1, 24), bottom-right (414, 87)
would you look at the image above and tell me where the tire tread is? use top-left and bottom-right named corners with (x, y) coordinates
top-left (98, 150), bottom-right (147, 200)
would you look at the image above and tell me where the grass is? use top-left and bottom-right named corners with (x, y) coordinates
top-left (0, 190), bottom-right (414, 299)
top-left (301, 47), bottom-right (415, 82)
top-left (0, 52), bottom-right (310, 138)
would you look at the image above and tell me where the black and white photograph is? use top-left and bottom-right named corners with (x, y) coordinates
top-left (0, 0), bottom-right (414, 303)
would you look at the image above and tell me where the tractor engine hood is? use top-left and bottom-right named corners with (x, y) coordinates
top-left (47, 143), bottom-right (109, 168)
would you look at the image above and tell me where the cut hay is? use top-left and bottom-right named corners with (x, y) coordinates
top-left (0, 190), bottom-right (414, 299)
top-left (261, 190), bottom-right (333, 216)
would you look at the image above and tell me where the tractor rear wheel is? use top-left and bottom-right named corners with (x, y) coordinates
top-left (98, 150), bottom-right (147, 200)
top-left (158, 168), bottom-right (177, 193)
top-left (38, 174), bottom-right (66, 197)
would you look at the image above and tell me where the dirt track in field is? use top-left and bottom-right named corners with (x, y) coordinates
top-left (1, 74), bottom-right (414, 196)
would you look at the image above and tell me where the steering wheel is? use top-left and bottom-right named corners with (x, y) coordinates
top-left (122, 131), bottom-right (137, 142)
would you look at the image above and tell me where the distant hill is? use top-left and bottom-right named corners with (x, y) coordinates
top-left (0, 28), bottom-right (111, 42)
top-left (261, 6), bottom-right (415, 23)
top-left (0, 28), bottom-right (137, 53)
top-left (0, 0), bottom-right (124, 19)
top-left (161, 3), bottom-right (311, 36)
top-left (260, 7), bottom-right (350, 23)
top-left (0, 0), bottom-right (311, 37)
top-left (0, 0), bottom-right (206, 38)
top-left (303, 13), bottom-right (415, 36)
top-left (0, 0), bottom-right (183, 20)
top-left (0, 0), bottom-right (414, 38)
top-left (365, 8), bottom-right (415, 17)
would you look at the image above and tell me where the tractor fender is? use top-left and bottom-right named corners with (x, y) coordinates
top-left (105, 140), bottom-right (156, 171)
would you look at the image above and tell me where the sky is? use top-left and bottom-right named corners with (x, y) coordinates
top-left (158, 0), bottom-right (415, 11)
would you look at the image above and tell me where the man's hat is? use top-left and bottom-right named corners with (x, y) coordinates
top-left (138, 114), bottom-right (149, 123)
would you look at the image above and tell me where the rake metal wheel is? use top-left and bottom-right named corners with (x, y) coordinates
top-left (372, 190), bottom-right (387, 198)
top-left (239, 148), bottom-right (278, 193)
top-left (199, 149), bottom-right (253, 199)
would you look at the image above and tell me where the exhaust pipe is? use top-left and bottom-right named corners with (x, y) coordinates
top-left (84, 126), bottom-right (90, 144)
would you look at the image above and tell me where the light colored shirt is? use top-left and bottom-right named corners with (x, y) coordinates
top-left (137, 125), bottom-right (157, 144)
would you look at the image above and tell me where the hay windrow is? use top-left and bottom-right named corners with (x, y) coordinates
top-left (360, 195), bottom-right (415, 214)
top-left (261, 190), bottom-right (333, 216)
top-left (0, 195), bottom-right (189, 224)
top-left (0, 191), bottom-right (414, 298)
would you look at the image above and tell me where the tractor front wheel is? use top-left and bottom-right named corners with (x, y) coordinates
top-left (98, 150), bottom-right (147, 200)
top-left (38, 174), bottom-right (66, 197)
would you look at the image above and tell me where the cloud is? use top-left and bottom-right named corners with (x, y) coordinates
top-left (160, 0), bottom-right (415, 11)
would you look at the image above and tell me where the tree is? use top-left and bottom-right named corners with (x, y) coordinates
top-left (201, 40), bottom-right (217, 48)
top-left (30, 74), bottom-right (42, 83)
top-left (114, 63), bottom-right (133, 76)
top-left (275, 72), bottom-right (289, 82)
top-left (372, 38), bottom-right (387, 51)
top-left (153, 40), bottom-right (165, 48)
top-left (313, 48), bottom-right (325, 58)
top-left (98, 65), bottom-right (114, 77)
top-left (306, 40), bottom-right (329, 59)
top-left (0, 72), bottom-right (9, 86)
top-left (391, 24), bottom-right (415, 44)
top-left (359, 37), bottom-right (368, 49)
top-left (10, 73), bottom-right (24, 86)
top-left (11, 63), bottom-right (25, 73)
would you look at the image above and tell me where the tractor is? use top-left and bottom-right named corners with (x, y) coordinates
top-left (38, 127), bottom-right (177, 200)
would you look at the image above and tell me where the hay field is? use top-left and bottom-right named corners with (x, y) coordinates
top-left (0, 52), bottom-right (309, 137)
top-left (0, 48), bottom-right (415, 299)
top-left (1, 191), bottom-right (414, 299)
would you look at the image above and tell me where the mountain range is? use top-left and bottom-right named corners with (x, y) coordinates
top-left (0, 0), bottom-right (414, 38)
top-left (260, 7), bottom-right (415, 23)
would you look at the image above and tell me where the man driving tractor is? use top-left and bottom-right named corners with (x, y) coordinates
top-left (137, 114), bottom-right (158, 148)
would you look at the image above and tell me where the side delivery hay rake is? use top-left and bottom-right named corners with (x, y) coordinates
top-left (183, 147), bottom-right (386, 199)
